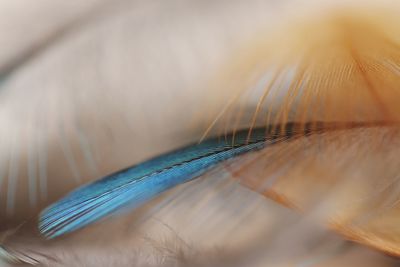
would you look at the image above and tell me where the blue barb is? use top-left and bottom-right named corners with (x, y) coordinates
top-left (38, 122), bottom-right (347, 238)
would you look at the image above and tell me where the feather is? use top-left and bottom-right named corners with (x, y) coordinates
top-left (39, 125), bottom-right (287, 238)
top-left (209, 3), bottom-right (400, 256)
top-left (39, 121), bottom-right (386, 238)
top-left (3, 0), bottom-right (400, 266)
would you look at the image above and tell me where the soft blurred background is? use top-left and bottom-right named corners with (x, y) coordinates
top-left (0, 0), bottom-right (399, 266)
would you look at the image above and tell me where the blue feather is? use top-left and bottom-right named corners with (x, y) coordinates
top-left (39, 122), bottom-right (369, 238)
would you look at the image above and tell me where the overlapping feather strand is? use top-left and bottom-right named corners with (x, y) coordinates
top-left (210, 3), bottom-right (400, 256)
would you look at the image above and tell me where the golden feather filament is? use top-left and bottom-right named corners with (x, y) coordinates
top-left (206, 4), bottom-right (400, 257)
